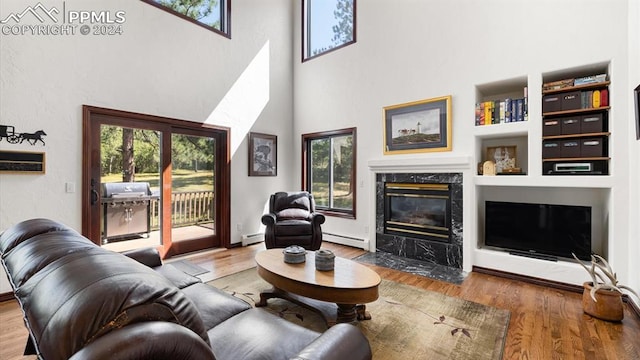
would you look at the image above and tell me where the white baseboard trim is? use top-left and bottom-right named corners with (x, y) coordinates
top-left (241, 232), bottom-right (369, 250)
top-left (241, 232), bottom-right (264, 246)
top-left (323, 232), bottom-right (369, 250)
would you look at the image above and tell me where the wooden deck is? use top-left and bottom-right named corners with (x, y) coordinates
top-left (102, 223), bottom-right (215, 253)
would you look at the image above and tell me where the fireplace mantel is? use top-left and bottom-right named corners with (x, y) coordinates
top-left (368, 155), bottom-right (471, 173)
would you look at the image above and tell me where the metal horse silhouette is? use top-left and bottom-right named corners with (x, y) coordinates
top-left (0, 125), bottom-right (46, 146)
top-left (20, 130), bottom-right (47, 145)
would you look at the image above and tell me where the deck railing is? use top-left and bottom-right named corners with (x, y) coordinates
top-left (150, 190), bottom-right (214, 229)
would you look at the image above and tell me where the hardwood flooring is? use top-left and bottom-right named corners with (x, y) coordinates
top-left (1, 242), bottom-right (638, 359)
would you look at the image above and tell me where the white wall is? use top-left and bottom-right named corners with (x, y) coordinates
top-left (0, 0), bottom-right (294, 293)
top-left (293, 0), bottom-right (635, 295)
top-left (627, 0), bottom-right (640, 307)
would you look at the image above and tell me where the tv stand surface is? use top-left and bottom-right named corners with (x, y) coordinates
top-left (508, 250), bottom-right (558, 262)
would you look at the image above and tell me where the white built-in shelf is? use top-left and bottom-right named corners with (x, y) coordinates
top-left (474, 174), bottom-right (613, 188)
top-left (473, 121), bottom-right (530, 139)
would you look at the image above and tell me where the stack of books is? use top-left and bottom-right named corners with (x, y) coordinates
top-left (475, 87), bottom-right (528, 126)
top-left (542, 74), bottom-right (607, 91)
top-left (542, 78), bottom-right (574, 91)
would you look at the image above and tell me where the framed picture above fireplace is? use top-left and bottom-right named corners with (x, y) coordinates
top-left (383, 95), bottom-right (452, 154)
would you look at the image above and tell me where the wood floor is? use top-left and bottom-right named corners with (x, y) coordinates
top-left (1, 242), bottom-right (639, 359)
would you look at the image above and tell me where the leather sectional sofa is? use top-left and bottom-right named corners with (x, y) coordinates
top-left (0, 218), bottom-right (372, 360)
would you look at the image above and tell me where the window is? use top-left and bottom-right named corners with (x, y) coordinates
top-left (141, 0), bottom-right (231, 38)
top-left (302, 0), bottom-right (356, 61)
top-left (302, 128), bottom-right (356, 218)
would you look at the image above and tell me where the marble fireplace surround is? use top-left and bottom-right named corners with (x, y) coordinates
top-left (368, 157), bottom-right (470, 269)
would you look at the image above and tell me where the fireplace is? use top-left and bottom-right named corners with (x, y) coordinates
top-left (384, 183), bottom-right (451, 243)
top-left (376, 172), bottom-right (463, 269)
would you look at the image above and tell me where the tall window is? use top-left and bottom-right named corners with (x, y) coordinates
top-left (141, 0), bottom-right (231, 38)
top-left (302, 0), bottom-right (356, 61)
top-left (302, 128), bottom-right (356, 218)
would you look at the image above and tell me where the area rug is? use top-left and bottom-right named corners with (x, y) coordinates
top-left (208, 268), bottom-right (510, 360)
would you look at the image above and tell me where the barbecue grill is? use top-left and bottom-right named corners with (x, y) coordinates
top-left (101, 182), bottom-right (158, 243)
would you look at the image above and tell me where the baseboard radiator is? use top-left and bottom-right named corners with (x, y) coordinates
top-left (241, 232), bottom-right (264, 246)
top-left (241, 232), bottom-right (369, 250)
top-left (323, 232), bottom-right (369, 250)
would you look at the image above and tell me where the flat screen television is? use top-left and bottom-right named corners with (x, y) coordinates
top-left (484, 201), bottom-right (592, 261)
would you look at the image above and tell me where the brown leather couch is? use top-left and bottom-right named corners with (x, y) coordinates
top-left (0, 218), bottom-right (371, 360)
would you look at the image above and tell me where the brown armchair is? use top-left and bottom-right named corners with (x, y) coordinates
top-left (261, 191), bottom-right (326, 250)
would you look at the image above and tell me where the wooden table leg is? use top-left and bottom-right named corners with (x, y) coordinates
top-left (255, 287), bottom-right (282, 307)
top-left (257, 288), bottom-right (373, 326)
top-left (355, 304), bottom-right (371, 321)
top-left (336, 304), bottom-right (357, 323)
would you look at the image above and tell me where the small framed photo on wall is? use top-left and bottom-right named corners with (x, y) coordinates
top-left (249, 132), bottom-right (277, 176)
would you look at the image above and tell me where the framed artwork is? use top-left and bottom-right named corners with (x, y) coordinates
top-left (635, 84), bottom-right (640, 140)
top-left (486, 146), bottom-right (517, 173)
top-left (249, 132), bottom-right (277, 176)
top-left (383, 95), bottom-right (452, 154)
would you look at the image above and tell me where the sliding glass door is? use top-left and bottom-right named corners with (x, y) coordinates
top-left (82, 106), bottom-right (229, 258)
top-left (169, 131), bottom-right (217, 254)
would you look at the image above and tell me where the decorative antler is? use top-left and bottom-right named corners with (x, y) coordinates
top-left (573, 253), bottom-right (640, 303)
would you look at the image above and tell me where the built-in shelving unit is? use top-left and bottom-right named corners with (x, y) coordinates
top-left (474, 76), bottom-right (529, 178)
top-left (471, 63), bottom-right (613, 286)
top-left (541, 79), bottom-right (610, 176)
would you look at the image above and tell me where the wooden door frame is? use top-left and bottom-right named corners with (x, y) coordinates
top-left (82, 105), bottom-right (231, 258)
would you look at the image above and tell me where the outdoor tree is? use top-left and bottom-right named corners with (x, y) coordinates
top-left (157, 0), bottom-right (221, 28)
top-left (100, 127), bottom-right (212, 178)
top-left (100, 125), bottom-right (123, 175)
top-left (310, 0), bottom-right (354, 56)
top-left (172, 135), bottom-right (214, 172)
top-left (331, 0), bottom-right (354, 45)
top-left (122, 128), bottom-right (135, 182)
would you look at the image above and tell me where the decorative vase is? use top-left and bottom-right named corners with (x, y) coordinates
top-left (282, 245), bottom-right (306, 264)
top-left (582, 282), bottom-right (624, 322)
top-left (315, 249), bottom-right (335, 271)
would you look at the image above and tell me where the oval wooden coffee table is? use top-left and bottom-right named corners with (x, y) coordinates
top-left (255, 248), bottom-right (381, 327)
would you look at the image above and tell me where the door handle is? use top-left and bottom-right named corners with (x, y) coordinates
top-left (90, 178), bottom-right (99, 205)
top-left (91, 189), bottom-right (99, 205)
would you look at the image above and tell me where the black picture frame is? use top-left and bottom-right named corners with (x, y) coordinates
top-left (383, 95), bottom-right (452, 154)
top-left (635, 84), bottom-right (640, 140)
top-left (248, 132), bottom-right (277, 176)
top-left (0, 150), bottom-right (46, 173)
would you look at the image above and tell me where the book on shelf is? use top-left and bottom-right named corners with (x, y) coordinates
top-left (579, 89), bottom-right (608, 109)
top-left (600, 88), bottom-right (608, 106)
top-left (523, 86), bottom-right (528, 122)
top-left (573, 74), bottom-right (606, 86)
top-left (542, 78), bottom-right (574, 91)
top-left (515, 99), bottom-right (524, 122)
top-left (592, 90), bottom-right (601, 108)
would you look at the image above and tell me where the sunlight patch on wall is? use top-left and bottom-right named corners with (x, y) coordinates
top-left (204, 41), bottom-right (270, 154)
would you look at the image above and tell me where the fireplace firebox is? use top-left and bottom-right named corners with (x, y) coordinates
top-left (375, 172), bottom-right (463, 269)
top-left (384, 183), bottom-right (451, 243)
